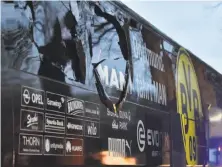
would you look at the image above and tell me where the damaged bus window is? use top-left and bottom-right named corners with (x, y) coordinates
top-left (2, 1), bottom-right (90, 85)
top-left (91, 2), bottom-right (133, 113)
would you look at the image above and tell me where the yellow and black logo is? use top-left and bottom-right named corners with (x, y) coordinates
top-left (176, 48), bottom-right (203, 165)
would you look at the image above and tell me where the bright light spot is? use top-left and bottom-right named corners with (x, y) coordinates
top-left (209, 113), bottom-right (222, 122)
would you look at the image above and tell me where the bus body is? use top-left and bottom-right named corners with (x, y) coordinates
top-left (1, 1), bottom-right (222, 167)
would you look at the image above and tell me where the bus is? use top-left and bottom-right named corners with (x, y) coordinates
top-left (1, 1), bottom-right (222, 167)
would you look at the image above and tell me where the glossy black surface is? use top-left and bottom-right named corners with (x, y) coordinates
top-left (1, 1), bottom-right (214, 167)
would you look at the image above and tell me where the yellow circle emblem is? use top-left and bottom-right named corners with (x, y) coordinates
top-left (176, 48), bottom-right (203, 165)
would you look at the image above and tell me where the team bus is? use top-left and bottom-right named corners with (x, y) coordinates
top-left (1, 1), bottom-right (222, 167)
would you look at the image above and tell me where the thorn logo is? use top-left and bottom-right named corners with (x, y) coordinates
top-left (45, 139), bottom-right (50, 152)
top-left (23, 89), bottom-right (30, 104)
top-left (137, 120), bottom-right (145, 152)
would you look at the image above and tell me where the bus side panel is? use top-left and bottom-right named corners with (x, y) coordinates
top-left (1, 68), bottom-right (14, 167)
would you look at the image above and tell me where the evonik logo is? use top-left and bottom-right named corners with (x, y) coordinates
top-left (137, 120), bottom-right (162, 153)
top-left (137, 120), bottom-right (145, 152)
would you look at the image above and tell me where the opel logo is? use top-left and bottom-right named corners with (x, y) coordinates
top-left (23, 89), bottom-right (30, 104)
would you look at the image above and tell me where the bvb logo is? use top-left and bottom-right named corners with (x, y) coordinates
top-left (176, 48), bottom-right (203, 165)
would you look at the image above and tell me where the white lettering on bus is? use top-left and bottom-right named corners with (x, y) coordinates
top-left (97, 64), bottom-right (167, 106)
top-left (23, 136), bottom-right (40, 146)
top-left (131, 36), bottom-right (165, 72)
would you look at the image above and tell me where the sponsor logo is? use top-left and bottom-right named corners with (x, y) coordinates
top-left (26, 114), bottom-right (38, 127)
top-left (136, 120), bottom-right (162, 157)
top-left (119, 110), bottom-right (131, 121)
top-left (112, 120), bottom-right (119, 130)
top-left (46, 92), bottom-right (65, 113)
top-left (46, 118), bottom-right (64, 126)
top-left (19, 134), bottom-right (43, 155)
top-left (87, 123), bottom-right (97, 136)
top-left (67, 99), bottom-right (84, 116)
top-left (44, 136), bottom-right (64, 155)
top-left (47, 98), bottom-right (63, 109)
top-left (20, 110), bottom-right (44, 132)
top-left (23, 136), bottom-right (40, 146)
top-left (45, 114), bottom-right (65, 134)
top-left (45, 139), bottom-right (50, 153)
top-left (65, 138), bottom-right (83, 156)
top-left (111, 120), bottom-right (128, 131)
top-left (85, 121), bottom-right (100, 138)
top-left (67, 123), bottom-right (83, 130)
top-left (147, 129), bottom-right (161, 147)
top-left (45, 140), bottom-right (63, 153)
top-left (119, 121), bottom-right (128, 131)
top-left (176, 48), bottom-right (203, 165)
top-left (66, 117), bottom-right (84, 136)
top-left (66, 141), bottom-right (72, 152)
top-left (108, 137), bottom-right (132, 157)
top-left (107, 109), bottom-right (131, 121)
top-left (21, 86), bottom-right (45, 109)
top-left (137, 120), bottom-right (145, 152)
top-left (72, 145), bottom-right (82, 152)
top-left (85, 102), bottom-right (100, 119)
top-left (85, 108), bottom-right (98, 115)
top-left (23, 89), bottom-right (30, 104)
